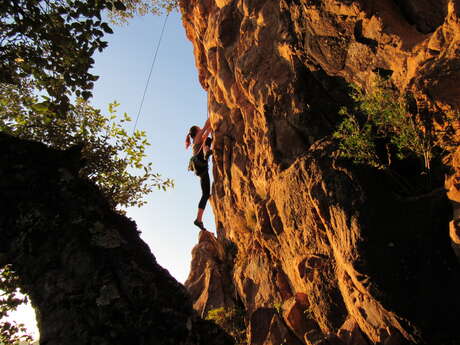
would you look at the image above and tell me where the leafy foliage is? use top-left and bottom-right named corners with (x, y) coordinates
top-left (206, 307), bottom-right (247, 345)
top-left (333, 79), bottom-right (436, 170)
top-left (273, 302), bottom-right (283, 315)
top-left (334, 107), bottom-right (380, 168)
top-left (0, 82), bottom-right (174, 210)
top-left (0, 0), bottom-right (129, 108)
top-left (0, 266), bottom-right (32, 345)
top-left (108, 0), bottom-right (178, 24)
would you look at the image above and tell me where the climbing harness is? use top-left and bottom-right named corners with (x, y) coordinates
top-left (188, 154), bottom-right (208, 175)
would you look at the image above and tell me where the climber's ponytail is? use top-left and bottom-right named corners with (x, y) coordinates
top-left (185, 133), bottom-right (191, 149)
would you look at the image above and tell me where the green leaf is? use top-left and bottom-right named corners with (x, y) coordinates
top-left (30, 102), bottom-right (50, 113)
top-left (101, 22), bottom-right (113, 34)
top-left (113, 1), bottom-right (127, 11)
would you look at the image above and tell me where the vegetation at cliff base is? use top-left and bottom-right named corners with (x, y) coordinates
top-left (206, 307), bottom-right (247, 345)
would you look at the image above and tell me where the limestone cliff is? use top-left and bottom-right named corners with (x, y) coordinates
top-left (0, 133), bottom-right (233, 345)
top-left (180, 1), bottom-right (460, 344)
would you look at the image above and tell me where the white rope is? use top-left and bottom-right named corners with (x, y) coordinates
top-left (132, 13), bottom-right (169, 133)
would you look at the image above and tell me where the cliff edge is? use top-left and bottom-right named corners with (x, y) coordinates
top-left (0, 133), bottom-right (234, 345)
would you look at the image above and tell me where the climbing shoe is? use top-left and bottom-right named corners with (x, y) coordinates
top-left (194, 219), bottom-right (206, 231)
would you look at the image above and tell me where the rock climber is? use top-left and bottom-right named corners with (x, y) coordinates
top-left (185, 118), bottom-right (213, 231)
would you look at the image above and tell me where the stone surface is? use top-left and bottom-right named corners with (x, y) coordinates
top-left (181, 0), bottom-right (460, 344)
top-left (184, 230), bottom-right (237, 318)
top-left (282, 295), bottom-right (310, 342)
top-left (0, 134), bottom-right (234, 345)
top-left (249, 308), bottom-right (302, 345)
top-left (336, 318), bottom-right (369, 345)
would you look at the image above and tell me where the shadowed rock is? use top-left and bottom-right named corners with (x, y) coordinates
top-left (0, 133), bottom-right (234, 345)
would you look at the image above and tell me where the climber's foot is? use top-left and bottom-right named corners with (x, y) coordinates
top-left (194, 219), bottom-right (206, 231)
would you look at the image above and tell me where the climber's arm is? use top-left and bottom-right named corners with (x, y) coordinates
top-left (201, 126), bottom-right (212, 142)
top-left (194, 118), bottom-right (211, 147)
top-left (197, 119), bottom-right (212, 153)
top-left (201, 118), bottom-right (211, 134)
top-left (196, 118), bottom-right (212, 144)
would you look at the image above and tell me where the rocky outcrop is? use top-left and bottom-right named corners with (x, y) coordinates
top-left (180, 0), bottom-right (460, 344)
top-left (184, 230), bottom-right (237, 317)
top-left (0, 133), bottom-right (234, 345)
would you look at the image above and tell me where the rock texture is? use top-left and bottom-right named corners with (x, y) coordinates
top-left (185, 230), bottom-right (237, 318)
top-left (0, 133), bottom-right (234, 345)
top-left (180, 0), bottom-right (460, 344)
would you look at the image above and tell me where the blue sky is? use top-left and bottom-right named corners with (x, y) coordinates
top-left (10, 9), bottom-right (212, 339)
top-left (91, 10), bottom-right (212, 284)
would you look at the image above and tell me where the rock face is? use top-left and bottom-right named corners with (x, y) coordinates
top-left (184, 230), bottom-right (237, 318)
top-left (180, 0), bottom-right (460, 344)
top-left (0, 134), bottom-right (234, 345)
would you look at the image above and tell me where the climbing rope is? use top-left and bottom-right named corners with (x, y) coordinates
top-left (132, 13), bottom-right (170, 133)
